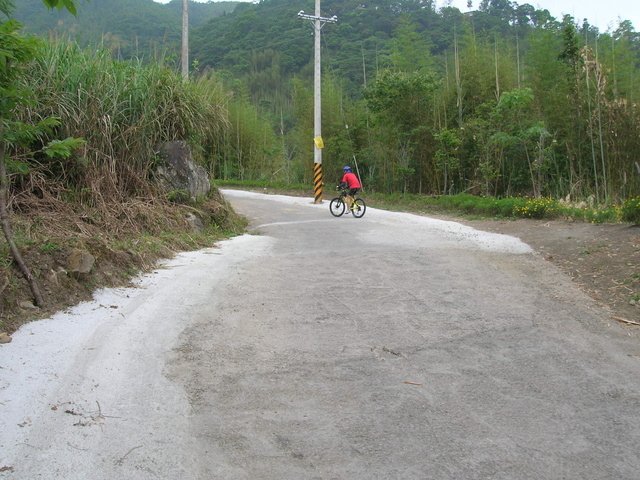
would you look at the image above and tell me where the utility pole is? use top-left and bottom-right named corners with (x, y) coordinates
top-left (181, 0), bottom-right (189, 80)
top-left (298, 2), bottom-right (337, 203)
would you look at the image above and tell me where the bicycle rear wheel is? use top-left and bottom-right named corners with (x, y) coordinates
top-left (351, 198), bottom-right (366, 218)
top-left (329, 197), bottom-right (345, 217)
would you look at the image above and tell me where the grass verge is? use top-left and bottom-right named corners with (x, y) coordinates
top-left (368, 193), bottom-right (640, 224)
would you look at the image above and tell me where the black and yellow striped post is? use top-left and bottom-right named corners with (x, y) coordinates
top-left (312, 135), bottom-right (324, 203)
top-left (313, 162), bottom-right (323, 203)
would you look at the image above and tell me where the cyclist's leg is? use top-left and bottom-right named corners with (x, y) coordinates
top-left (348, 189), bottom-right (359, 209)
top-left (345, 193), bottom-right (353, 208)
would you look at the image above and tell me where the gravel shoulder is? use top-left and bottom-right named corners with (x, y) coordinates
top-left (454, 217), bottom-right (640, 324)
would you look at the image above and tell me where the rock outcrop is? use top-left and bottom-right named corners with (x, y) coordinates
top-left (155, 141), bottom-right (211, 201)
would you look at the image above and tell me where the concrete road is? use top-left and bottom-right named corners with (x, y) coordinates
top-left (2, 190), bottom-right (639, 479)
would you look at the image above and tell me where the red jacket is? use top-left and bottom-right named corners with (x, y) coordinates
top-left (341, 172), bottom-right (361, 189)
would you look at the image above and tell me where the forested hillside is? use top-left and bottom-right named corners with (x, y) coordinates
top-left (14, 0), bottom-right (238, 60)
top-left (13, 0), bottom-right (640, 202)
top-left (191, 0), bottom-right (640, 202)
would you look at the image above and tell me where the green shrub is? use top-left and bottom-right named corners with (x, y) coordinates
top-left (19, 42), bottom-right (229, 204)
top-left (621, 197), bottom-right (640, 224)
top-left (582, 207), bottom-right (619, 224)
top-left (494, 197), bottom-right (521, 217)
top-left (214, 179), bottom-right (309, 192)
top-left (513, 197), bottom-right (560, 219)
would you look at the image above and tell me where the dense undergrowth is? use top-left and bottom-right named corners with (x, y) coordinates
top-left (15, 42), bottom-right (228, 206)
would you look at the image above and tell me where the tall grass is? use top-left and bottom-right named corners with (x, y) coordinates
top-left (16, 42), bottom-right (229, 204)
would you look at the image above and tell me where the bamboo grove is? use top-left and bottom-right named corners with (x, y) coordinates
top-left (197, 0), bottom-right (640, 204)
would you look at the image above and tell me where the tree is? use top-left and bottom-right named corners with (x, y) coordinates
top-left (365, 69), bottom-right (438, 193)
top-left (488, 87), bottom-right (551, 196)
top-left (388, 16), bottom-right (434, 73)
top-left (41, 0), bottom-right (76, 14)
top-left (434, 129), bottom-right (461, 194)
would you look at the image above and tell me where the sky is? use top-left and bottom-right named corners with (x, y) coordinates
top-left (154, 0), bottom-right (638, 32)
top-left (446, 0), bottom-right (639, 32)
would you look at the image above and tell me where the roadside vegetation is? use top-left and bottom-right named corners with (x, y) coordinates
top-left (369, 193), bottom-right (640, 224)
top-left (217, 179), bottom-right (640, 225)
top-left (0, 2), bottom-right (245, 331)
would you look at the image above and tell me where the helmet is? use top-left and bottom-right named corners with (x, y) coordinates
top-left (343, 165), bottom-right (352, 172)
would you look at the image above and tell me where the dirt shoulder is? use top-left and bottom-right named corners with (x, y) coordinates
top-left (0, 189), bottom-right (246, 334)
top-left (454, 217), bottom-right (640, 324)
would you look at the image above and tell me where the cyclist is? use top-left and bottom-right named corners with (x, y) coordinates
top-left (339, 165), bottom-right (361, 209)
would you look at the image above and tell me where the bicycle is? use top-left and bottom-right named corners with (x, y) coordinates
top-left (329, 186), bottom-right (366, 218)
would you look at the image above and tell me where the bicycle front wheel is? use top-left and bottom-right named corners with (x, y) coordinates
top-left (351, 198), bottom-right (366, 218)
top-left (329, 197), bottom-right (345, 217)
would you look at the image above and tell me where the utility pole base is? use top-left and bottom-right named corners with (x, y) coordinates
top-left (313, 162), bottom-right (323, 203)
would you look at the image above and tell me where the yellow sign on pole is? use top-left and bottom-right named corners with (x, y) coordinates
top-left (314, 136), bottom-right (324, 149)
